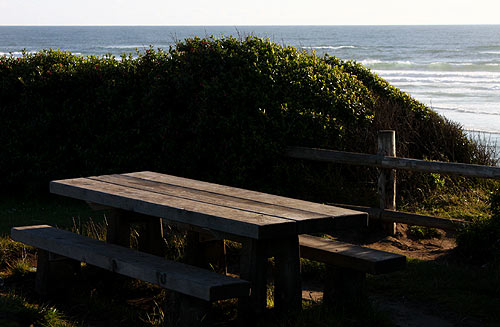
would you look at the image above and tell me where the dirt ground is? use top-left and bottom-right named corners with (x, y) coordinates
top-left (301, 224), bottom-right (487, 327)
top-left (333, 223), bottom-right (458, 261)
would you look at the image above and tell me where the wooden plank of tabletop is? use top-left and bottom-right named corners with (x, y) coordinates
top-left (50, 178), bottom-right (295, 239)
top-left (125, 171), bottom-right (368, 230)
top-left (90, 174), bottom-right (336, 233)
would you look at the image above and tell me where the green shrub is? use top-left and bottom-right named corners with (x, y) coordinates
top-left (0, 36), bottom-right (491, 202)
top-left (407, 226), bottom-right (440, 239)
top-left (456, 188), bottom-right (500, 263)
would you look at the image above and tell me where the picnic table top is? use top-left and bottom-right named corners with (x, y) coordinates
top-left (50, 171), bottom-right (367, 239)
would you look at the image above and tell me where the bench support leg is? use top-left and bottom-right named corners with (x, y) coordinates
top-left (35, 250), bottom-right (80, 296)
top-left (167, 292), bottom-right (211, 327)
top-left (323, 265), bottom-right (366, 306)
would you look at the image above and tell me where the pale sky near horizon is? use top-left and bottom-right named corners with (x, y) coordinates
top-left (1, 0), bottom-right (499, 26)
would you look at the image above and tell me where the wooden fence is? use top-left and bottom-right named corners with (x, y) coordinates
top-left (287, 130), bottom-right (500, 233)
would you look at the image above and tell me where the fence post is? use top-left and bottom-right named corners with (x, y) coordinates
top-left (377, 130), bottom-right (396, 235)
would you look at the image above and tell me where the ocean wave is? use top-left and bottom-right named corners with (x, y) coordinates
top-left (302, 45), bottom-right (356, 50)
top-left (415, 90), bottom-right (499, 100)
top-left (363, 60), bottom-right (500, 73)
top-left (376, 69), bottom-right (500, 76)
top-left (394, 84), bottom-right (500, 96)
top-left (433, 106), bottom-right (500, 117)
top-left (100, 45), bottom-right (156, 49)
top-left (0, 50), bottom-right (38, 56)
top-left (469, 45), bottom-right (500, 51)
top-left (465, 129), bottom-right (500, 137)
top-left (384, 75), bottom-right (500, 86)
top-left (380, 77), bottom-right (500, 90)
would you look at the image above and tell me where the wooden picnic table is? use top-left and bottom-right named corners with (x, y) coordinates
top-left (50, 171), bottom-right (368, 315)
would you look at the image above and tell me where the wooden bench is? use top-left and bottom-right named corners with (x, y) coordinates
top-left (299, 234), bottom-right (406, 305)
top-left (11, 225), bottom-right (250, 325)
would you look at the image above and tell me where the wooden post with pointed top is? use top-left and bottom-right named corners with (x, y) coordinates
top-left (377, 130), bottom-right (397, 235)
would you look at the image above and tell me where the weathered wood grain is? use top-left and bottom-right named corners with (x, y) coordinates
top-left (298, 234), bottom-right (406, 274)
top-left (378, 130), bottom-right (397, 234)
top-left (123, 171), bottom-right (368, 231)
top-left (11, 225), bottom-right (250, 301)
top-left (332, 203), bottom-right (468, 231)
top-left (93, 174), bottom-right (366, 233)
top-left (91, 174), bottom-right (329, 221)
top-left (50, 178), bottom-right (295, 239)
top-left (287, 146), bottom-right (500, 179)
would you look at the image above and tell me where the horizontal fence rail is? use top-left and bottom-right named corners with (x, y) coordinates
top-left (287, 146), bottom-right (500, 179)
top-left (332, 204), bottom-right (468, 231)
top-left (286, 132), bottom-right (498, 233)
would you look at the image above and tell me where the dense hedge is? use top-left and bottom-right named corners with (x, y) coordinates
top-left (0, 36), bottom-right (490, 199)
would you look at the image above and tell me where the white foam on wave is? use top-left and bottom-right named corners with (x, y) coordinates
top-left (375, 69), bottom-right (500, 79)
top-left (384, 75), bottom-right (500, 85)
top-left (416, 90), bottom-right (500, 101)
top-left (302, 45), bottom-right (356, 50)
top-left (399, 84), bottom-right (500, 95)
top-left (432, 105), bottom-right (500, 116)
top-left (364, 59), bottom-right (500, 72)
top-left (362, 59), bottom-right (414, 66)
top-left (0, 50), bottom-right (38, 56)
top-left (102, 45), bottom-right (154, 49)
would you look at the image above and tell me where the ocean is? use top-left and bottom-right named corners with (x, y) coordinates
top-left (1, 25), bottom-right (499, 158)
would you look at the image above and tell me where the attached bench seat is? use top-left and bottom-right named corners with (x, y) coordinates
top-left (299, 234), bottom-right (406, 304)
top-left (11, 225), bottom-right (250, 303)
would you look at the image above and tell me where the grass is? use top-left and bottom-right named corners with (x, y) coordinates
top-left (369, 258), bottom-right (500, 325)
top-left (0, 195), bottom-right (394, 326)
top-left (0, 292), bottom-right (73, 327)
top-left (399, 177), bottom-right (495, 222)
top-left (1, 189), bottom-right (500, 326)
top-left (0, 194), bottom-right (107, 236)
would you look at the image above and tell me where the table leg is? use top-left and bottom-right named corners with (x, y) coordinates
top-left (239, 238), bottom-right (268, 315)
top-left (185, 231), bottom-right (227, 274)
top-left (273, 236), bottom-right (302, 315)
top-left (106, 209), bottom-right (130, 247)
top-left (107, 209), bottom-right (165, 256)
top-left (137, 216), bottom-right (165, 257)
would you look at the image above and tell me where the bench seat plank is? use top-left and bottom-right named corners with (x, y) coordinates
top-left (11, 225), bottom-right (250, 301)
top-left (299, 234), bottom-right (406, 274)
top-left (50, 178), bottom-right (295, 239)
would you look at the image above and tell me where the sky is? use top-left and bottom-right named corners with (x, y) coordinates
top-left (1, 0), bottom-right (499, 26)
